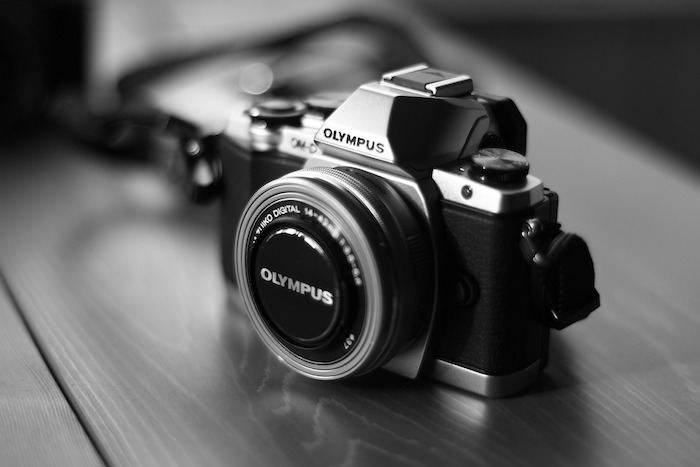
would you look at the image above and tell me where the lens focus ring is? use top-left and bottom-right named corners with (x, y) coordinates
top-left (234, 167), bottom-right (434, 380)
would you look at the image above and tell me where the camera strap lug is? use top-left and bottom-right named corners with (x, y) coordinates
top-left (164, 117), bottom-right (223, 204)
top-left (520, 218), bottom-right (600, 330)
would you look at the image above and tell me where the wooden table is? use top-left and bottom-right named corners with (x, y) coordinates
top-left (2, 18), bottom-right (700, 467)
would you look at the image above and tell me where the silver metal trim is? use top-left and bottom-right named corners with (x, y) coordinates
top-left (249, 122), bottom-right (280, 152)
top-left (379, 81), bottom-right (433, 97)
top-left (432, 168), bottom-right (544, 214)
top-left (382, 64), bottom-right (472, 97)
top-left (425, 75), bottom-right (472, 97)
top-left (223, 104), bottom-right (323, 161)
top-left (276, 126), bottom-right (321, 160)
top-left (429, 359), bottom-right (541, 398)
top-left (223, 103), bottom-right (254, 148)
top-left (314, 83), bottom-right (398, 163)
top-left (304, 154), bottom-right (432, 216)
top-left (381, 63), bottom-right (429, 81)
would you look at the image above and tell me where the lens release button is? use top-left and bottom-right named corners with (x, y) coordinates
top-left (253, 226), bottom-right (343, 348)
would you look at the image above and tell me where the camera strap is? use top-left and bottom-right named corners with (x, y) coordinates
top-left (520, 219), bottom-right (600, 330)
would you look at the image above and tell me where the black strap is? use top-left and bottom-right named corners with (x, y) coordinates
top-left (520, 219), bottom-right (600, 330)
top-left (164, 118), bottom-right (223, 204)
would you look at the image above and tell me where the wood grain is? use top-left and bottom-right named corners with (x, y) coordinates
top-left (1, 118), bottom-right (699, 466)
top-left (0, 269), bottom-right (103, 466)
top-left (1, 23), bottom-right (700, 467)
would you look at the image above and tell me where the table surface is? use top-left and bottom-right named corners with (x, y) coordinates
top-left (2, 14), bottom-right (700, 467)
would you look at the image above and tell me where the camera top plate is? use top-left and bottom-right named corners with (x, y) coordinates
top-left (314, 64), bottom-right (489, 170)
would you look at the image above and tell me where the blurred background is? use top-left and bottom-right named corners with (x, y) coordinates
top-left (2, 0), bottom-right (700, 173)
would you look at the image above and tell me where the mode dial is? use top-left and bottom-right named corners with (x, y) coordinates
top-left (470, 148), bottom-right (529, 184)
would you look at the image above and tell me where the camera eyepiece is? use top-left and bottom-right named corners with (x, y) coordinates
top-left (234, 167), bottom-right (434, 379)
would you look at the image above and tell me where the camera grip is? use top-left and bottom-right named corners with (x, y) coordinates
top-left (436, 202), bottom-right (546, 376)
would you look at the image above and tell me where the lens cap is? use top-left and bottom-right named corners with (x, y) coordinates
top-left (253, 224), bottom-right (343, 348)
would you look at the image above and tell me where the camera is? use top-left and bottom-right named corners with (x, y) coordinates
top-left (207, 64), bottom-right (599, 397)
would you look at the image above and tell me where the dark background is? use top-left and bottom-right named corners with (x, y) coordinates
top-left (461, 17), bottom-right (700, 174)
top-left (0, 0), bottom-right (84, 129)
top-left (3, 0), bottom-right (700, 176)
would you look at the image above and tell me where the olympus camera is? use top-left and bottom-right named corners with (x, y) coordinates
top-left (207, 64), bottom-right (599, 397)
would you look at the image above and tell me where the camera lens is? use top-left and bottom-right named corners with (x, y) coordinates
top-left (234, 167), bottom-right (434, 379)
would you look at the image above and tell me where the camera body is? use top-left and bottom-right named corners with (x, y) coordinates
top-left (218, 65), bottom-right (560, 397)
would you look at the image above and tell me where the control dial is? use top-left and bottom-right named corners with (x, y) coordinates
top-left (470, 148), bottom-right (529, 184)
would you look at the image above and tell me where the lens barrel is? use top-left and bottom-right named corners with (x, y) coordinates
top-left (234, 167), bottom-right (433, 380)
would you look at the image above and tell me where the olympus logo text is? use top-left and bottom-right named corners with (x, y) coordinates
top-left (259, 267), bottom-right (334, 306)
top-left (322, 128), bottom-right (384, 154)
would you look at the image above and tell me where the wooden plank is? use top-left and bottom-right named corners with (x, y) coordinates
top-left (0, 275), bottom-right (104, 467)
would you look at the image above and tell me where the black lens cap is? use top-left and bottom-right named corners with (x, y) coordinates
top-left (253, 224), bottom-right (343, 348)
